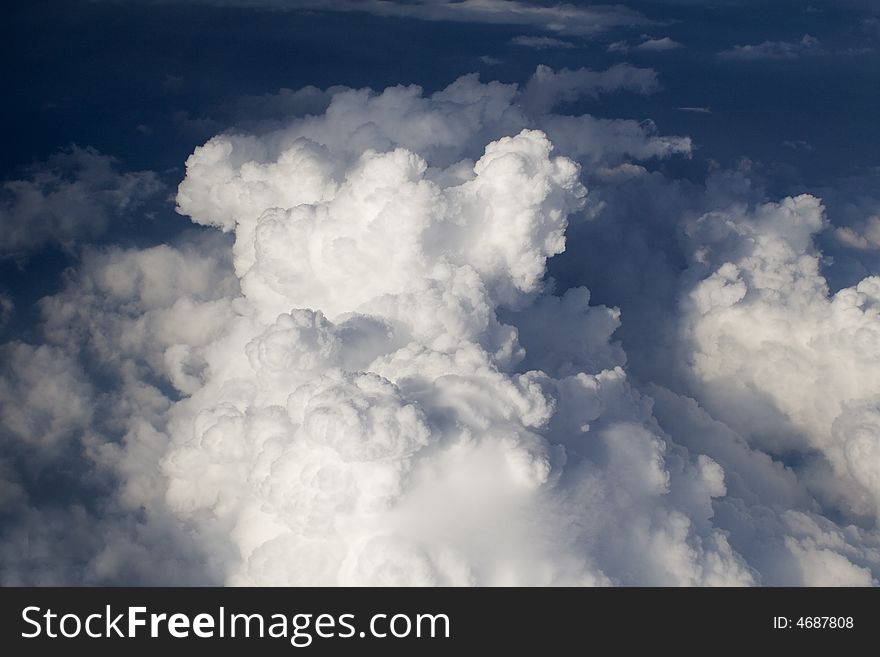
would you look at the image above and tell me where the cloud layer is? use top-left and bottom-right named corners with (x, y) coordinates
top-left (130, 0), bottom-right (652, 36)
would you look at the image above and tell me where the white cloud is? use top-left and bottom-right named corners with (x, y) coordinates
top-left (146, 75), bottom-right (745, 585)
top-left (681, 195), bottom-right (880, 521)
top-left (0, 147), bottom-right (162, 256)
top-left (7, 68), bottom-right (880, 586)
top-left (510, 35), bottom-right (575, 49)
top-left (541, 115), bottom-right (692, 165)
top-left (520, 63), bottom-right (661, 114)
top-left (835, 216), bottom-right (880, 250)
top-left (719, 34), bottom-right (821, 60)
top-left (637, 36), bottom-right (683, 51)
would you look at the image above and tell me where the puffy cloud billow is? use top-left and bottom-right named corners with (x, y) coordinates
top-left (2, 69), bottom-right (879, 586)
top-left (682, 195), bottom-right (880, 522)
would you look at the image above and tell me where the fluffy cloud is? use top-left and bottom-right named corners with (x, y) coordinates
top-left (5, 67), bottom-right (879, 587)
top-left (681, 194), bottom-right (880, 523)
top-left (0, 147), bottom-right (162, 257)
top-left (71, 72), bottom-right (742, 586)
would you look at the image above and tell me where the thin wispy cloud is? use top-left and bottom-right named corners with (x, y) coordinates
top-left (510, 35), bottom-right (575, 49)
top-left (637, 36), bottom-right (683, 51)
top-left (719, 34), bottom-right (820, 60)
top-left (783, 139), bottom-right (813, 151)
top-left (128, 0), bottom-right (653, 36)
top-left (609, 35), bottom-right (683, 53)
top-left (0, 147), bottom-right (162, 257)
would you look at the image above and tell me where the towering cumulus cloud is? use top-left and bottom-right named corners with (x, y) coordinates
top-left (152, 77), bottom-right (748, 585)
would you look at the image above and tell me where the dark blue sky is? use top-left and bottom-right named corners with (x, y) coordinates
top-left (3, 0), bottom-right (878, 180)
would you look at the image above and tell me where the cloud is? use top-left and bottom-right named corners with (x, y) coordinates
top-left (520, 63), bottom-right (661, 114)
top-left (6, 66), bottom-right (880, 586)
top-left (783, 139), bottom-right (813, 151)
top-left (0, 294), bottom-right (12, 329)
top-left (681, 195), bottom-right (880, 522)
top-left (0, 342), bottom-right (94, 453)
top-left (0, 147), bottom-right (162, 257)
top-left (540, 116), bottom-right (692, 165)
top-left (510, 35), bottom-right (575, 49)
top-left (8, 71), bottom-right (750, 586)
top-left (677, 106), bottom-right (712, 113)
top-left (608, 36), bottom-right (683, 53)
top-left (173, 64), bottom-right (667, 139)
top-left (127, 0), bottom-right (652, 36)
top-left (836, 216), bottom-right (880, 250)
top-left (545, 160), bottom-right (880, 583)
top-left (156, 75), bottom-right (870, 585)
top-left (637, 36), bottom-right (683, 51)
top-left (0, 235), bottom-right (239, 585)
top-left (719, 34), bottom-right (821, 60)
top-left (173, 119), bottom-right (717, 585)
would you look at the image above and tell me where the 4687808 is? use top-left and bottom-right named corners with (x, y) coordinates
top-left (773, 616), bottom-right (854, 629)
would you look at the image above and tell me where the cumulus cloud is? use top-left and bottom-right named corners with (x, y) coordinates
top-left (0, 147), bottom-right (162, 257)
top-left (0, 234), bottom-right (239, 585)
top-left (5, 66), bottom-right (880, 587)
top-left (6, 70), bottom-right (750, 586)
top-left (681, 195), bottom-right (880, 523)
top-left (171, 111), bottom-right (745, 585)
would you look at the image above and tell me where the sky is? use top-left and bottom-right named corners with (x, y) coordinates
top-left (1, 0), bottom-right (880, 585)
